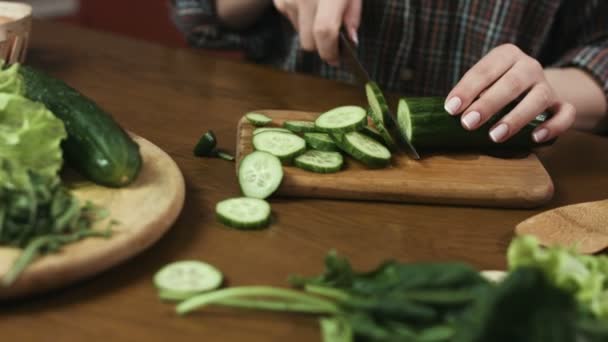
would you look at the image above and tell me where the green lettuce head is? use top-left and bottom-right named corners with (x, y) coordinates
top-left (0, 93), bottom-right (66, 178)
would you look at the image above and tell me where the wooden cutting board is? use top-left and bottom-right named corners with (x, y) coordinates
top-left (0, 135), bottom-right (185, 299)
top-left (236, 110), bottom-right (554, 208)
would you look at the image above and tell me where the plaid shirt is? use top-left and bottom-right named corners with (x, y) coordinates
top-left (171, 0), bottom-right (608, 101)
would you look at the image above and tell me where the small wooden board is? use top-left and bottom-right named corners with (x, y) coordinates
top-left (236, 110), bottom-right (554, 208)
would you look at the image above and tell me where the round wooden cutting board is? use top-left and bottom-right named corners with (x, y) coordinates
top-left (0, 135), bottom-right (186, 299)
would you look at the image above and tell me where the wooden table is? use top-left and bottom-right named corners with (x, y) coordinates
top-left (2, 20), bottom-right (608, 341)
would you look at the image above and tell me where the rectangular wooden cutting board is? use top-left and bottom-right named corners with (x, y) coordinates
top-left (236, 110), bottom-right (554, 208)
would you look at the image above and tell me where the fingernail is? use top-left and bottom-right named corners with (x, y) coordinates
top-left (444, 97), bottom-right (462, 115)
top-left (533, 128), bottom-right (549, 143)
top-left (461, 111), bottom-right (481, 130)
top-left (349, 28), bottom-right (359, 45)
top-left (490, 123), bottom-right (509, 143)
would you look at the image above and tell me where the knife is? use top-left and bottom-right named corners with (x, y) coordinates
top-left (338, 29), bottom-right (421, 160)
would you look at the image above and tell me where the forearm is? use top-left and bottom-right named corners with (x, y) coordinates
top-left (545, 68), bottom-right (608, 133)
top-left (216, 0), bottom-right (272, 29)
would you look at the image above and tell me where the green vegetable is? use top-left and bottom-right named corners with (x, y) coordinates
top-left (238, 151), bottom-right (283, 199)
top-left (252, 131), bottom-right (306, 163)
top-left (0, 160), bottom-right (111, 286)
top-left (507, 235), bottom-right (608, 319)
top-left (1, 63), bottom-right (143, 187)
top-left (332, 132), bottom-right (391, 168)
top-left (0, 93), bottom-right (66, 178)
top-left (215, 197), bottom-right (272, 230)
top-left (397, 97), bottom-right (554, 151)
top-left (193, 130), bottom-right (236, 162)
top-left (365, 82), bottom-right (397, 150)
top-left (294, 150), bottom-right (343, 174)
top-left (315, 106), bottom-right (367, 134)
top-left (154, 260), bottom-right (223, 298)
top-left (245, 112), bottom-right (273, 126)
top-left (283, 120), bottom-right (317, 133)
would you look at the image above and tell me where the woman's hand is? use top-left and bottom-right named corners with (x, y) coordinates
top-left (445, 44), bottom-right (576, 143)
top-left (273, 0), bottom-right (362, 66)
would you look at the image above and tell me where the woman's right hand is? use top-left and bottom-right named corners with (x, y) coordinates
top-left (273, 0), bottom-right (362, 66)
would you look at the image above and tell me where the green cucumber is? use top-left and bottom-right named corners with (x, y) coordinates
top-left (333, 131), bottom-right (391, 168)
top-left (283, 120), bottom-right (317, 133)
top-left (365, 82), bottom-right (397, 150)
top-left (295, 150), bottom-right (343, 173)
top-left (154, 261), bottom-right (223, 297)
top-left (238, 151), bottom-right (283, 199)
top-left (216, 197), bottom-right (271, 230)
top-left (14, 65), bottom-right (142, 187)
top-left (303, 133), bottom-right (339, 152)
top-left (253, 127), bottom-right (293, 135)
top-left (252, 131), bottom-right (306, 163)
top-left (397, 97), bottom-right (554, 150)
top-left (246, 112), bottom-right (273, 126)
top-left (193, 131), bottom-right (217, 157)
top-left (315, 106), bottom-right (367, 133)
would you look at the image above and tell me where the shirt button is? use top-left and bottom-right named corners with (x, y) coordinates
top-left (400, 68), bottom-right (414, 81)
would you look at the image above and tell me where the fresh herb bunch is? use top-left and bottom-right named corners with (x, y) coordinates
top-left (0, 160), bottom-right (110, 286)
top-left (175, 245), bottom-right (608, 342)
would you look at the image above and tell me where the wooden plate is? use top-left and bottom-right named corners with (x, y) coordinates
top-left (0, 135), bottom-right (185, 299)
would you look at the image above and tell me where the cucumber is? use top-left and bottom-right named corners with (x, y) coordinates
top-left (154, 261), bottom-right (223, 297)
top-left (283, 120), bottom-right (317, 133)
top-left (246, 112), bottom-right (272, 126)
top-left (295, 150), bottom-right (343, 173)
top-left (397, 97), bottom-right (554, 150)
top-left (315, 106), bottom-right (367, 133)
top-left (365, 82), bottom-right (397, 150)
top-left (193, 131), bottom-right (217, 157)
top-left (216, 197), bottom-right (271, 230)
top-left (252, 131), bottom-right (306, 163)
top-left (303, 133), bottom-right (339, 152)
top-left (238, 151), bottom-right (283, 199)
top-left (15, 65), bottom-right (142, 187)
top-left (253, 127), bottom-right (292, 135)
top-left (333, 131), bottom-right (391, 168)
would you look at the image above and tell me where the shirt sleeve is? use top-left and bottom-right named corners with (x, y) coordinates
top-left (169, 0), bottom-right (286, 62)
top-left (550, 0), bottom-right (608, 102)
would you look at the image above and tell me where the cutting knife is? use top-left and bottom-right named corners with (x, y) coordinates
top-left (338, 29), bottom-right (421, 160)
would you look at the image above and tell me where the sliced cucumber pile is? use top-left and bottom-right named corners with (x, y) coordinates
top-left (238, 151), bottom-right (283, 199)
top-left (304, 133), bottom-right (339, 152)
top-left (252, 131), bottom-right (306, 163)
top-left (216, 197), bottom-right (271, 230)
top-left (315, 106), bottom-right (367, 133)
top-left (154, 261), bottom-right (223, 301)
top-left (246, 112), bottom-right (273, 126)
top-left (295, 150), bottom-right (343, 173)
top-left (283, 120), bottom-right (317, 133)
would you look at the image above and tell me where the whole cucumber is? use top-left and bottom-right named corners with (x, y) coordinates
top-left (18, 65), bottom-right (142, 187)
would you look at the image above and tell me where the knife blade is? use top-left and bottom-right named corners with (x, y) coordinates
top-left (338, 29), bottom-right (421, 160)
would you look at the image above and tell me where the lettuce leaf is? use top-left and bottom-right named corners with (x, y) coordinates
top-left (0, 63), bottom-right (25, 95)
top-left (508, 235), bottom-right (608, 319)
top-left (0, 93), bottom-right (66, 178)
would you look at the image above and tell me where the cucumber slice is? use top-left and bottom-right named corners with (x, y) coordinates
top-left (360, 126), bottom-right (384, 143)
top-left (252, 131), bottom-right (306, 163)
top-left (246, 112), bottom-right (273, 126)
top-left (303, 133), bottom-right (339, 152)
top-left (315, 106), bottom-right (367, 133)
top-left (283, 120), bottom-right (317, 133)
top-left (238, 151), bottom-right (283, 199)
top-left (253, 127), bottom-right (293, 135)
top-left (365, 82), bottom-right (397, 150)
top-left (154, 261), bottom-right (223, 297)
top-left (295, 150), bottom-right (343, 173)
top-left (333, 131), bottom-right (391, 168)
top-left (216, 197), bottom-right (271, 230)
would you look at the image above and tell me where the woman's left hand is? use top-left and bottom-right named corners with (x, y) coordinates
top-left (444, 43), bottom-right (576, 143)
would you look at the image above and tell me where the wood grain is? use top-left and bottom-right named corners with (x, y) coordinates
top-left (516, 199), bottom-right (608, 254)
top-left (237, 110), bottom-right (554, 208)
top-left (2, 20), bottom-right (608, 342)
top-left (0, 135), bottom-right (185, 299)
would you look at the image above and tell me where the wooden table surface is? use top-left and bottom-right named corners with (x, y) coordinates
top-left (2, 20), bottom-right (608, 341)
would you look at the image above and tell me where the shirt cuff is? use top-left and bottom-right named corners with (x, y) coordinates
top-left (552, 45), bottom-right (608, 103)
